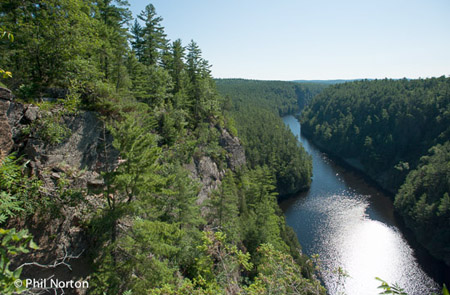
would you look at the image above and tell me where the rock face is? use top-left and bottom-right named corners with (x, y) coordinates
top-left (3, 98), bottom-right (118, 180)
top-left (0, 86), bottom-right (13, 101)
top-left (0, 87), bottom-right (248, 293)
top-left (23, 111), bottom-right (118, 174)
top-left (0, 87), bottom-right (13, 160)
top-left (186, 156), bottom-right (225, 205)
top-left (185, 128), bottom-right (246, 206)
top-left (220, 129), bottom-right (246, 170)
top-left (0, 90), bottom-right (118, 295)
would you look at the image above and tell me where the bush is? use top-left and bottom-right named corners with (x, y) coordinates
top-left (0, 154), bottom-right (44, 223)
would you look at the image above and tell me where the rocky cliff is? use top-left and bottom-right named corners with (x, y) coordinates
top-left (0, 87), bottom-right (121, 294)
top-left (0, 87), bottom-right (14, 159)
top-left (0, 87), bottom-right (246, 294)
top-left (186, 128), bottom-right (246, 206)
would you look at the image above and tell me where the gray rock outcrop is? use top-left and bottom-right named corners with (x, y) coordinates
top-left (185, 128), bottom-right (246, 207)
top-left (0, 87), bottom-right (13, 160)
top-left (0, 89), bottom-right (118, 294)
top-left (186, 156), bottom-right (225, 205)
top-left (220, 129), bottom-right (246, 170)
top-left (23, 111), bottom-right (118, 174)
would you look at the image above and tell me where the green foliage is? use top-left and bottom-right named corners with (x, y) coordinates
top-left (0, 28), bottom-right (14, 42)
top-left (0, 0), bottom-right (102, 93)
top-left (21, 83), bottom-right (84, 145)
top-left (106, 112), bottom-right (164, 207)
top-left (207, 172), bottom-right (240, 241)
top-left (375, 278), bottom-right (449, 295)
top-left (129, 61), bottom-right (173, 105)
top-left (29, 100), bottom-right (74, 145)
top-left (147, 279), bottom-right (220, 295)
top-left (195, 231), bottom-right (253, 293)
top-left (186, 41), bottom-right (221, 124)
top-left (94, 0), bottom-right (131, 87)
top-left (224, 116), bottom-right (238, 137)
top-left (37, 114), bottom-right (71, 145)
top-left (165, 39), bottom-right (188, 94)
top-left (204, 166), bottom-right (318, 282)
top-left (300, 77), bottom-right (450, 191)
top-left (0, 70), bottom-right (12, 79)
top-left (244, 243), bottom-right (326, 295)
top-left (115, 219), bottom-right (182, 292)
top-left (0, 155), bottom-right (43, 223)
top-left (394, 142), bottom-right (450, 263)
top-left (0, 228), bottom-right (38, 294)
top-left (133, 4), bottom-right (167, 66)
top-left (215, 79), bottom-right (326, 116)
top-left (0, 28), bottom-right (13, 79)
top-left (300, 77), bottom-right (450, 265)
top-left (238, 167), bottom-right (287, 254)
top-left (0, 192), bottom-right (23, 224)
top-left (61, 80), bottom-right (83, 115)
top-left (376, 277), bottom-right (407, 295)
top-left (216, 79), bottom-right (320, 195)
top-left (157, 165), bottom-right (203, 227)
top-left (1, 2), bottom-right (324, 295)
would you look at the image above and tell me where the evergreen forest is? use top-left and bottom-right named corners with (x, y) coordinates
top-left (300, 77), bottom-right (450, 266)
top-left (0, 1), bottom-right (449, 294)
top-left (216, 79), bottom-right (325, 196)
top-left (0, 1), bottom-right (324, 294)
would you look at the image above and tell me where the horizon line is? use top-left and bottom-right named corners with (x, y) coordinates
top-left (213, 75), bottom-right (448, 82)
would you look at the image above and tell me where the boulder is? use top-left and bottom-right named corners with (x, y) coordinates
top-left (24, 105), bottom-right (41, 122)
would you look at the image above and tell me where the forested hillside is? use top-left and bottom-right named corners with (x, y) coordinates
top-left (300, 77), bottom-right (450, 265)
top-left (0, 1), bottom-right (324, 294)
top-left (216, 79), bottom-right (325, 116)
top-left (216, 79), bottom-right (326, 196)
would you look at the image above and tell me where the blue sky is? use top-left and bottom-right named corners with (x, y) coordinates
top-left (128, 0), bottom-right (450, 80)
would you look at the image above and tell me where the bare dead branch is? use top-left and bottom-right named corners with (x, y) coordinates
top-left (15, 246), bottom-right (84, 272)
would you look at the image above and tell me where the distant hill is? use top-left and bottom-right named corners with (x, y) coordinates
top-left (292, 79), bottom-right (366, 84)
top-left (215, 78), bottom-right (326, 196)
top-left (215, 78), bottom-right (327, 116)
top-left (300, 76), bottom-right (450, 266)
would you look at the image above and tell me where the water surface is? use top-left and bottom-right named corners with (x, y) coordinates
top-left (281, 115), bottom-right (440, 295)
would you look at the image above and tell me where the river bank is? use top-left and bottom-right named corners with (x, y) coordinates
top-left (281, 115), bottom-right (443, 295)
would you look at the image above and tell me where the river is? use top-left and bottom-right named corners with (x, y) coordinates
top-left (280, 115), bottom-right (442, 295)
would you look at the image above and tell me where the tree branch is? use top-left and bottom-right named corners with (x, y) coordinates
top-left (16, 246), bottom-right (84, 272)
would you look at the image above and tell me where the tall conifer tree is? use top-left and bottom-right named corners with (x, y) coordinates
top-left (136, 4), bottom-right (167, 66)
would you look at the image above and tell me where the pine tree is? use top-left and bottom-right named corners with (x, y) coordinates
top-left (0, 0), bottom-right (101, 92)
top-left (185, 40), bottom-right (219, 122)
top-left (130, 19), bottom-right (144, 61)
top-left (159, 165), bottom-right (203, 228)
top-left (94, 0), bottom-right (131, 82)
top-left (208, 171), bottom-right (240, 241)
top-left (166, 39), bottom-right (187, 94)
top-left (106, 113), bottom-right (164, 207)
top-left (137, 4), bottom-right (167, 66)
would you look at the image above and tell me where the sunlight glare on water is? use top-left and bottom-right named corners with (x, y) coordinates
top-left (281, 115), bottom-right (439, 295)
